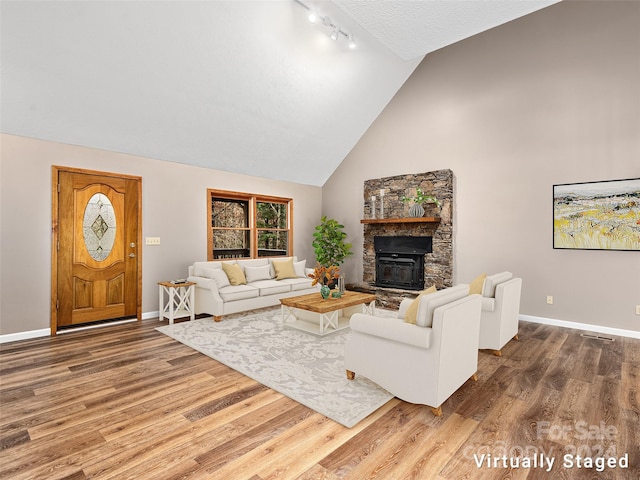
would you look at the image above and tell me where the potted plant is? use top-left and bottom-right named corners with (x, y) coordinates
top-left (311, 216), bottom-right (353, 267)
top-left (310, 216), bottom-right (353, 291)
top-left (401, 187), bottom-right (441, 217)
top-left (308, 264), bottom-right (341, 298)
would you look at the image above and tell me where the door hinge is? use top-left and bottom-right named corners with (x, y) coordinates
top-left (57, 183), bottom-right (60, 193)
top-left (56, 299), bottom-right (59, 310)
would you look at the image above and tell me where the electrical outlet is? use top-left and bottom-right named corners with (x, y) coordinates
top-left (546, 295), bottom-right (553, 305)
top-left (636, 305), bottom-right (640, 315)
top-left (145, 237), bottom-right (161, 246)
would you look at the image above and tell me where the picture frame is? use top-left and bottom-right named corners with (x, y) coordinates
top-left (553, 178), bottom-right (640, 251)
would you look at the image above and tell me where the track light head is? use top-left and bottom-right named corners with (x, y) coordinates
top-left (294, 0), bottom-right (355, 50)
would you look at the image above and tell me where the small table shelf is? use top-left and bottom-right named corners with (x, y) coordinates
top-left (158, 281), bottom-right (196, 324)
top-left (360, 217), bottom-right (441, 225)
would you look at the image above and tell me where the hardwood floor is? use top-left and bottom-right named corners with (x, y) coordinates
top-left (1, 315), bottom-right (638, 479)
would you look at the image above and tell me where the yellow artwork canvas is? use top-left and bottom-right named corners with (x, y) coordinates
top-left (553, 178), bottom-right (640, 251)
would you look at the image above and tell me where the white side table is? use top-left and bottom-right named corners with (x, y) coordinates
top-left (158, 281), bottom-right (196, 324)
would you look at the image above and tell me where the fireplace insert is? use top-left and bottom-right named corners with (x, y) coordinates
top-left (374, 236), bottom-right (432, 290)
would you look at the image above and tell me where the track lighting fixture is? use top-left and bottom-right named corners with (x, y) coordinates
top-left (293, 0), bottom-right (355, 49)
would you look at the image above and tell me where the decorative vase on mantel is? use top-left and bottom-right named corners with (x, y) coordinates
top-left (408, 203), bottom-right (425, 218)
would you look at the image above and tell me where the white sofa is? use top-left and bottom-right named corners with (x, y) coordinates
top-left (187, 257), bottom-right (318, 321)
top-left (345, 285), bottom-right (482, 416)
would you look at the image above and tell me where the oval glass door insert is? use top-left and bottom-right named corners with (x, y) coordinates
top-left (83, 193), bottom-right (116, 261)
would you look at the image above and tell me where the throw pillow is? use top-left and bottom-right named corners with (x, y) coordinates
top-left (293, 260), bottom-right (307, 278)
top-left (404, 285), bottom-right (437, 325)
top-left (198, 267), bottom-right (218, 279)
top-left (469, 273), bottom-right (486, 295)
top-left (209, 268), bottom-right (231, 289)
top-left (272, 258), bottom-right (297, 280)
top-left (244, 264), bottom-right (272, 283)
top-left (222, 262), bottom-right (247, 286)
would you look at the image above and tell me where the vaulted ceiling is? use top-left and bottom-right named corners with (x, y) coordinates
top-left (1, 0), bottom-right (559, 186)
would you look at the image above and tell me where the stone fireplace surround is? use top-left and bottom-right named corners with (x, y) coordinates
top-left (348, 169), bottom-right (454, 309)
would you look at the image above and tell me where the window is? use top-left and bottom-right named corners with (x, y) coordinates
top-left (207, 189), bottom-right (292, 260)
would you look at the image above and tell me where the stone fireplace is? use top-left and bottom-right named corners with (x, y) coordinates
top-left (349, 169), bottom-right (454, 308)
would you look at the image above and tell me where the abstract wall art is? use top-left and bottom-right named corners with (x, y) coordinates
top-left (553, 178), bottom-right (640, 251)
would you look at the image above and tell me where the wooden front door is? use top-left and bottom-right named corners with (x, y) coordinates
top-left (53, 167), bottom-right (141, 332)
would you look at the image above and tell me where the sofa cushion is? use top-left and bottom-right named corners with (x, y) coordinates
top-left (193, 261), bottom-right (224, 277)
top-left (272, 258), bottom-right (297, 280)
top-left (238, 258), bottom-right (269, 268)
top-left (222, 262), bottom-right (247, 286)
top-left (244, 264), bottom-right (272, 283)
top-left (197, 267), bottom-right (217, 279)
top-left (218, 284), bottom-right (259, 302)
top-left (280, 277), bottom-right (314, 291)
top-left (268, 256), bottom-right (296, 277)
top-left (208, 268), bottom-right (231, 289)
top-left (251, 279), bottom-right (291, 296)
top-left (293, 260), bottom-right (307, 278)
top-left (482, 271), bottom-right (513, 298)
top-left (404, 285), bottom-right (437, 325)
top-left (469, 273), bottom-right (486, 295)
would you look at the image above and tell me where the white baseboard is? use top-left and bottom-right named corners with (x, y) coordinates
top-left (0, 311), bottom-right (161, 344)
top-left (5, 313), bottom-right (636, 344)
top-left (0, 328), bottom-right (52, 343)
top-left (520, 314), bottom-right (640, 340)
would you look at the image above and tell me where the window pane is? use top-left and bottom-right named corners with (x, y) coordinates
top-left (212, 199), bottom-right (249, 228)
top-left (257, 230), bottom-right (288, 257)
top-left (257, 202), bottom-right (287, 229)
top-left (207, 190), bottom-right (292, 261)
top-left (213, 229), bottom-right (250, 259)
top-left (82, 193), bottom-right (116, 261)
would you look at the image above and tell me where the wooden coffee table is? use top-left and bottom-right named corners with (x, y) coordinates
top-left (280, 290), bottom-right (376, 335)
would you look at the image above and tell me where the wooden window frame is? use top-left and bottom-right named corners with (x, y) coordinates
top-left (207, 189), bottom-right (293, 260)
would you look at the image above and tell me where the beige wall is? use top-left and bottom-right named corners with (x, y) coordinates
top-left (1, 1), bottom-right (639, 338)
top-left (323, 1), bottom-right (640, 332)
top-left (0, 134), bottom-right (322, 336)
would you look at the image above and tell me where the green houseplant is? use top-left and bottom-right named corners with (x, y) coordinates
top-left (310, 216), bottom-right (352, 293)
top-left (311, 216), bottom-right (353, 268)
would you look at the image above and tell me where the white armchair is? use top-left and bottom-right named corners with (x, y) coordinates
top-left (344, 285), bottom-right (482, 416)
top-left (477, 272), bottom-right (522, 356)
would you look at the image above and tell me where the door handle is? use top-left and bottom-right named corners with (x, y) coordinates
top-left (129, 253), bottom-right (136, 258)
top-left (130, 242), bottom-right (136, 248)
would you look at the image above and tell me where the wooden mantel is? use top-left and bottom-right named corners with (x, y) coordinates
top-left (360, 217), bottom-right (441, 225)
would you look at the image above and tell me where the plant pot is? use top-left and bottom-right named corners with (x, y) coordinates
top-left (408, 203), bottom-right (425, 217)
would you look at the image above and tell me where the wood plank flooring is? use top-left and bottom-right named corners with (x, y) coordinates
top-left (1, 315), bottom-right (638, 479)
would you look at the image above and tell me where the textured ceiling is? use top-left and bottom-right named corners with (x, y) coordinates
top-left (335, 0), bottom-right (561, 60)
top-left (0, 0), bottom-right (559, 186)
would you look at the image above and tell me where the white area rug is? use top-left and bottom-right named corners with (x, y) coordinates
top-left (156, 307), bottom-right (393, 428)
